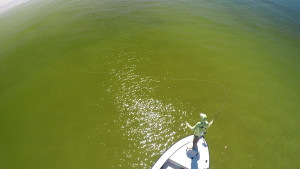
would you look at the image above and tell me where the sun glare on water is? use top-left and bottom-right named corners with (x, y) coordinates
top-left (0, 0), bottom-right (29, 14)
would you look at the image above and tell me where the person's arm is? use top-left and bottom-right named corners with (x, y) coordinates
top-left (186, 122), bottom-right (198, 130)
top-left (208, 119), bottom-right (214, 128)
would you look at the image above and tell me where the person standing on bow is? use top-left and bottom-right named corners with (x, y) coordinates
top-left (186, 113), bottom-right (214, 149)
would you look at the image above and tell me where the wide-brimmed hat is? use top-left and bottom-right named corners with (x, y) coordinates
top-left (200, 113), bottom-right (207, 122)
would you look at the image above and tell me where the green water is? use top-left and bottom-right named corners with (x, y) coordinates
top-left (0, 0), bottom-right (300, 168)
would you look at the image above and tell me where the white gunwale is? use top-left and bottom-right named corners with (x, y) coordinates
top-left (151, 135), bottom-right (210, 169)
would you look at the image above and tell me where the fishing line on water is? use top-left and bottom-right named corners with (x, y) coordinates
top-left (56, 69), bottom-right (228, 119)
top-left (149, 76), bottom-right (228, 120)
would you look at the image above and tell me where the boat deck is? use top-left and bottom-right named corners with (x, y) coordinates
top-left (152, 135), bottom-right (210, 169)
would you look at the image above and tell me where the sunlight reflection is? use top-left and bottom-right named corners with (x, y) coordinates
top-left (106, 53), bottom-right (182, 168)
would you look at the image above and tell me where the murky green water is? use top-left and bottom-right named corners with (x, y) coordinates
top-left (0, 0), bottom-right (299, 168)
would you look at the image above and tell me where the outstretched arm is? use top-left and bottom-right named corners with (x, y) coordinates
top-left (208, 119), bottom-right (214, 128)
top-left (186, 122), bottom-right (197, 130)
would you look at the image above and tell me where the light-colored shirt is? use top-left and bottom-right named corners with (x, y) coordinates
top-left (186, 120), bottom-right (213, 137)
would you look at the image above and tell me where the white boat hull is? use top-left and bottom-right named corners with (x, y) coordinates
top-left (151, 135), bottom-right (210, 169)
